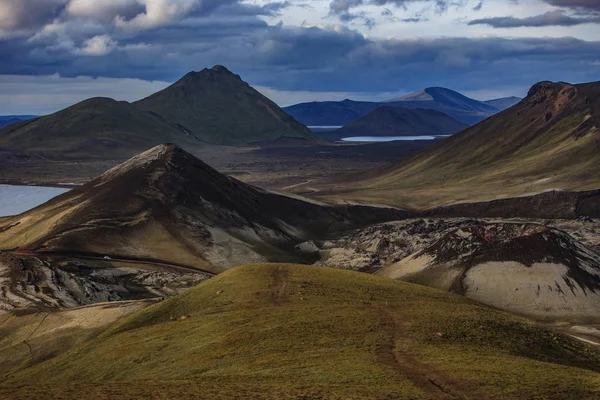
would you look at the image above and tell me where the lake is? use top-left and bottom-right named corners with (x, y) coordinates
top-left (341, 135), bottom-right (449, 142)
top-left (0, 185), bottom-right (71, 217)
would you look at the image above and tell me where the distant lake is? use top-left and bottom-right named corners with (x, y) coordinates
top-left (0, 185), bottom-right (70, 217)
top-left (308, 126), bottom-right (343, 129)
top-left (341, 135), bottom-right (449, 142)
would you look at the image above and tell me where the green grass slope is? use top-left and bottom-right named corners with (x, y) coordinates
top-left (134, 65), bottom-right (318, 145)
top-left (321, 80), bottom-right (600, 209)
top-left (2, 264), bottom-right (599, 399)
top-left (0, 98), bottom-right (199, 159)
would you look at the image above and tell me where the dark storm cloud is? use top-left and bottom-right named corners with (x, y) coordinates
top-left (1, 19), bottom-right (598, 95)
top-left (542, 0), bottom-right (600, 12)
top-left (0, 0), bottom-right (598, 105)
top-left (0, 0), bottom-right (67, 30)
top-left (0, 0), bottom-right (292, 37)
top-left (468, 10), bottom-right (600, 27)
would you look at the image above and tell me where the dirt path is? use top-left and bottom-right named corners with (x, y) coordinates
top-left (375, 307), bottom-right (467, 400)
top-left (282, 180), bottom-right (313, 190)
top-left (272, 266), bottom-right (288, 305)
top-left (22, 312), bottom-right (50, 360)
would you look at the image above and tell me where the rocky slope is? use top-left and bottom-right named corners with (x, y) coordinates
top-left (0, 144), bottom-right (407, 277)
top-left (0, 253), bottom-right (209, 311)
top-left (379, 222), bottom-right (600, 321)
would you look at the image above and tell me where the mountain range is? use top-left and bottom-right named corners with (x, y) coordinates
top-left (284, 88), bottom-right (518, 126)
top-left (319, 80), bottom-right (600, 208)
top-left (0, 66), bottom-right (317, 159)
top-left (1, 67), bottom-right (599, 400)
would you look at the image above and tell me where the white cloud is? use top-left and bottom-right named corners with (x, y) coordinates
top-left (77, 34), bottom-right (118, 56)
top-left (115, 0), bottom-right (200, 31)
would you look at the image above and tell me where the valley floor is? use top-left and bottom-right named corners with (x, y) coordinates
top-left (0, 140), bottom-right (432, 194)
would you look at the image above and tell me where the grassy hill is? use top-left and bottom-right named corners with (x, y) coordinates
top-left (0, 98), bottom-right (196, 159)
top-left (334, 106), bottom-right (468, 138)
top-left (134, 65), bottom-right (317, 145)
top-left (319, 80), bottom-right (600, 209)
top-left (1, 263), bottom-right (599, 399)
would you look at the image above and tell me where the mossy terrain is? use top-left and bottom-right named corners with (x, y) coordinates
top-left (2, 264), bottom-right (599, 399)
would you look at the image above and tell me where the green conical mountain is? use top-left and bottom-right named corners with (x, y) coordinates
top-left (134, 65), bottom-right (317, 145)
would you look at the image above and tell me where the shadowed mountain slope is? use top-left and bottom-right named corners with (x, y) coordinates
top-left (134, 65), bottom-right (317, 145)
top-left (323, 80), bottom-right (600, 209)
top-left (0, 66), bottom-right (317, 158)
top-left (334, 106), bottom-right (468, 138)
top-left (385, 87), bottom-right (499, 125)
top-left (0, 144), bottom-right (406, 274)
top-left (0, 98), bottom-right (192, 158)
top-left (2, 264), bottom-right (599, 399)
top-left (380, 223), bottom-right (600, 321)
top-left (284, 87), bottom-right (500, 127)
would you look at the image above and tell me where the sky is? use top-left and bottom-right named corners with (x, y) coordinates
top-left (0, 0), bottom-right (599, 114)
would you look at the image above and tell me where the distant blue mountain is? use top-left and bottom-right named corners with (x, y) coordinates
top-left (484, 96), bottom-right (522, 111)
top-left (0, 115), bottom-right (37, 129)
top-left (284, 87), bottom-right (506, 126)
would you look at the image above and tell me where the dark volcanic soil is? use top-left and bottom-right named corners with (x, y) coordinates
top-left (0, 140), bottom-right (434, 193)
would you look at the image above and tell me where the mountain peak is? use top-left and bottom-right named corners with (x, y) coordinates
top-left (526, 81), bottom-right (574, 101)
top-left (134, 67), bottom-right (316, 145)
top-left (99, 143), bottom-right (197, 182)
top-left (211, 64), bottom-right (231, 73)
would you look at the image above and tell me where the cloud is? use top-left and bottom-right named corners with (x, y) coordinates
top-left (0, 0), bottom-right (598, 114)
top-left (77, 34), bottom-right (118, 56)
top-left (0, 0), bottom-right (291, 39)
top-left (328, 0), bottom-right (475, 17)
top-left (0, 0), bottom-right (67, 30)
top-left (1, 21), bottom-right (598, 94)
top-left (66, 0), bottom-right (142, 20)
top-left (542, 0), bottom-right (600, 12)
top-left (468, 10), bottom-right (600, 27)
